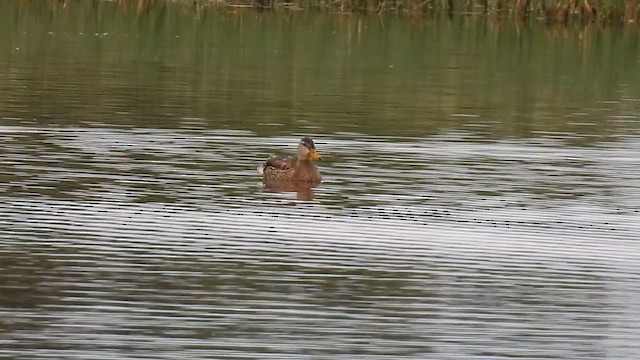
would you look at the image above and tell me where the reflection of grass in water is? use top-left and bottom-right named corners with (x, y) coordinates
top-left (106, 0), bottom-right (640, 22)
top-left (2, 1), bottom-right (639, 141)
top-left (29, 0), bottom-right (640, 23)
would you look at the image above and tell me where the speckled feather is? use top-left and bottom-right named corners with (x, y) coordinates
top-left (261, 155), bottom-right (321, 182)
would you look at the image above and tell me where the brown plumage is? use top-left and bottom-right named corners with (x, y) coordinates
top-left (259, 137), bottom-right (322, 183)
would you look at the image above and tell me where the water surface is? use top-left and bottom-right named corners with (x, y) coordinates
top-left (1, 2), bottom-right (640, 359)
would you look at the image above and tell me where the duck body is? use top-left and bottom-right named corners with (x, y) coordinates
top-left (259, 137), bottom-right (322, 183)
top-left (261, 156), bottom-right (322, 182)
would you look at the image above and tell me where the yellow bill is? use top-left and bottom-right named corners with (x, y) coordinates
top-left (309, 149), bottom-right (321, 160)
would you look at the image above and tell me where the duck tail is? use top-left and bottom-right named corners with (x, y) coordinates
top-left (257, 163), bottom-right (265, 175)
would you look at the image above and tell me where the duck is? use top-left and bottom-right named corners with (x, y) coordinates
top-left (258, 137), bottom-right (322, 183)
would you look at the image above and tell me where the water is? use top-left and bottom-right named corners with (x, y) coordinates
top-left (1, 2), bottom-right (640, 359)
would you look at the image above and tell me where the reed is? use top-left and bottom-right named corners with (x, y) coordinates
top-left (200, 0), bottom-right (640, 22)
top-left (43, 0), bottom-right (640, 22)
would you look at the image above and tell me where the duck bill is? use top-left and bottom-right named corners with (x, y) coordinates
top-left (309, 150), bottom-right (321, 160)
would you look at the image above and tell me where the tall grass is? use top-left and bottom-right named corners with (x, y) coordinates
top-left (191, 0), bottom-right (639, 22)
top-left (25, 0), bottom-right (640, 23)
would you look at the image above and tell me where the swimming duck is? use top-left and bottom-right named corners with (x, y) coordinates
top-left (258, 137), bottom-right (322, 183)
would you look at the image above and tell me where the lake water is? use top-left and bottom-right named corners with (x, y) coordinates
top-left (1, 2), bottom-right (640, 359)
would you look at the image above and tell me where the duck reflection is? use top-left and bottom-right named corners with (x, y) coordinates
top-left (262, 179), bottom-right (320, 201)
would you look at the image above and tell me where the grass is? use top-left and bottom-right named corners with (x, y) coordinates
top-left (185, 0), bottom-right (640, 22)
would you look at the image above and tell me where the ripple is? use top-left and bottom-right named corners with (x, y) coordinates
top-left (1, 127), bottom-right (639, 359)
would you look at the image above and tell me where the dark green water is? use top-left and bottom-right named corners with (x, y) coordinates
top-left (1, 1), bottom-right (639, 359)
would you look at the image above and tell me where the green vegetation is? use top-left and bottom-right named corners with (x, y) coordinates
top-left (124, 0), bottom-right (640, 23)
top-left (10, 0), bottom-right (640, 23)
